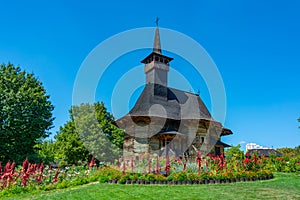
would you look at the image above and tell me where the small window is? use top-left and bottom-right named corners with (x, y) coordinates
top-left (200, 137), bottom-right (205, 144)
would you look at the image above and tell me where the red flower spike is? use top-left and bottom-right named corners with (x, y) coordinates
top-left (122, 160), bottom-right (126, 174)
top-left (197, 150), bottom-right (202, 174)
top-left (22, 158), bottom-right (29, 172)
top-left (155, 157), bottom-right (160, 174)
top-left (131, 158), bottom-right (134, 173)
top-left (183, 157), bottom-right (187, 171)
top-left (40, 163), bottom-right (45, 173)
top-left (148, 159), bottom-right (151, 173)
top-left (253, 153), bottom-right (258, 164)
top-left (10, 162), bottom-right (16, 174)
top-left (165, 155), bottom-right (170, 175)
top-left (89, 157), bottom-right (95, 168)
top-left (53, 171), bottom-right (59, 183)
top-left (4, 162), bottom-right (11, 173)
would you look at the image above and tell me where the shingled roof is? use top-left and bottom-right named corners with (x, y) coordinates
top-left (248, 149), bottom-right (282, 157)
top-left (126, 84), bottom-right (212, 120)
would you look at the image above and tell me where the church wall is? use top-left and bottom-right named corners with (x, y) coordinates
top-left (145, 61), bottom-right (169, 87)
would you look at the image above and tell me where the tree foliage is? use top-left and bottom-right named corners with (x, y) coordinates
top-left (53, 120), bottom-right (91, 165)
top-left (47, 102), bottom-right (124, 166)
top-left (276, 146), bottom-right (300, 158)
top-left (35, 140), bottom-right (56, 164)
top-left (0, 63), bottom-right (54, 164)
top-left (225, 144), bottom-right (244, 160)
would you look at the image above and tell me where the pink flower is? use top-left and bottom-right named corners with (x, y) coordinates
top-left (22, 158), bottom-right (29, 172)
top-left (197, 150), bottom-right (202, 174)
top-left (89, 157), bottom-right (95, 168)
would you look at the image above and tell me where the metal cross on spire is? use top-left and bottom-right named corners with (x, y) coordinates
top-left (155, 17), bottom-right (160, 27)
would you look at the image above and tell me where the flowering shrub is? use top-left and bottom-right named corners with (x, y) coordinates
top-left (96, 151), bottom-right (280, 184)
top-left (1, 149), bottom-right (298, 195)
top-left (0, 157), bottom-right (100, 196)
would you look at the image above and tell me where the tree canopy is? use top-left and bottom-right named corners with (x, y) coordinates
top-left (225, 144), bottom-right (244, 160)
top-left (47, 102), bottom-right (124, 166)
top-left (276, 146), bottom-right (300, 158)
top-left (0, 63), bottom-right (54, 164)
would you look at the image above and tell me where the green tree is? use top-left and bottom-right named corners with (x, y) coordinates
top-left (0, 63), bottom-right (54, 164)
top-left (53, 119), bottom-right (91, 166)
top-left (92, 102), bottom-right (124, 149)
top-left (225, 144), bottom-right (244, 160)
top-left (52, 102), bottom-right (124, 165)
top-left (276, 147), bottom-right (296, 158)
top-left (277, 146), bottom-right (300, 158)
top-left (35, 140), bottom-right (56, 164)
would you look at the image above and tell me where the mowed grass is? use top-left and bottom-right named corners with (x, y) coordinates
top-left (4, 173), bottom-right (300, 200)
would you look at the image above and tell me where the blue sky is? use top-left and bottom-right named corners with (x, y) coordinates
top-left (1, 0), bottom-right (300, 150)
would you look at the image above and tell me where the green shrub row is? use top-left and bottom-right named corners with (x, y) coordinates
top-left (97, 167), bottom-right (273, 183)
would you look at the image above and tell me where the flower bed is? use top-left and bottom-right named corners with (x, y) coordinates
top-left (0, 157), bottom-right (102, 196)
top-left (98, 167), bottom-right (273, 185)
top-left (2, 149), bottom-right (292, 196)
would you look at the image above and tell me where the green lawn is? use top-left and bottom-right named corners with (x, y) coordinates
top-left (4, 173), bottom-right (300, 200)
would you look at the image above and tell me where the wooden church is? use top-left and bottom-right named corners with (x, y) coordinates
top-left (116, 25), bottom-right (232, 159)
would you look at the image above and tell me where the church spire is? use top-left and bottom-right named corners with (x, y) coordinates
top-left (153, 17), bottom-right (162, 54)
top-left (141, 18), bottom-right (173, 96)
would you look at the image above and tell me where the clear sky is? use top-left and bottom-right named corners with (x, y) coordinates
top-left (1, 0), bottom-right (300, 150)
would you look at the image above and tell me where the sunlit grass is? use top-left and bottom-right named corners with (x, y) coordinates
top-left (4, 173), bottom-right (300, 200)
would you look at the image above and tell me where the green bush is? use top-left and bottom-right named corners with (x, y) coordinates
top-left (187, 173), bottom-right (198, 181)
top-left (99, 176), bottom-right (109, 183)
top-left (173, 171), bottom-right (188, 181)
top-left (56, 180), bottom-right (69, 189)
top-left (145, 174), bottom-right (156, 182)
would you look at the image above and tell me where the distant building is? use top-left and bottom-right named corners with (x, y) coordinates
top-left (246, 142), bottom-right (281, 157)
top-left (248, 149), bottom-right (282, 157)
top-left (246, 143), bottom-right (269, 151)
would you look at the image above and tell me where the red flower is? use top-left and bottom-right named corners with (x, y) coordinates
top-left (122, 161), bottom-right (126, 174)
top-left (165, 155), bottom-right (170, 175)
top-left (253, 154), bottom-right (258, 164)
top-left (243, 158), bottom-right (252, 163)
top-left (148, 159), bottom-right (151, 173)
top-left (245, 152), bottom-right (250, 158)
top-left (197, 150), bottom-right (202, 174)
top-left (131, 158), bottom-right (135, 173)
top-left (40, 163), bottom-right (45, 173)
top-left (53, 171), bottom-right (59, 183)
top-left (4, 162), bottom-right (11, 173)
top-left (89, 157), bottom-right (95, 168)
top-left (155, 157), bottom-right (160, 174)
top-left (22, 158), bottom-right (29, 172)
